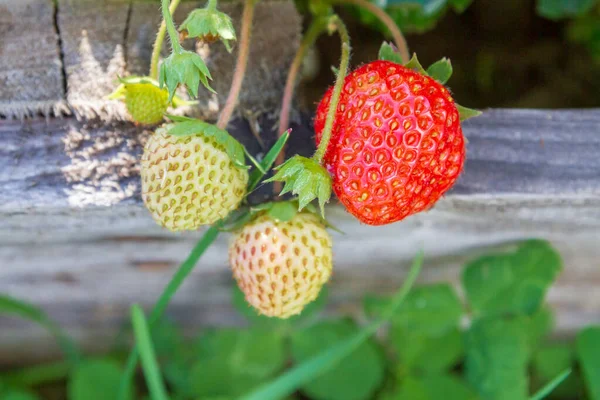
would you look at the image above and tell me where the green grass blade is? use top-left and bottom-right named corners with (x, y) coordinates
top-left (131, 305), bottom-right (170, 400)
top-left (240, 251), bottom-right (424, 400)
top-left (529, 368), bottom-right (572, 400)
top-left (0, 295), bottom-right (81, 365)
top-left (247, 130), bottom-right (290, 192)
top-left (117, 226), bottom-right (220, 400)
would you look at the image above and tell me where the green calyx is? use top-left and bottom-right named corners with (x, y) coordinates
top-left (378, 42), bottom-right (481, 121)
top-left (180, 0), bottom-right (236, 52)
top-left (164, 117), bottom-right (247, 169)
top-left (250, 201), bottom-right (340, 232)
top-left (265, 155), bottom-right (332, 217)
top-left (159, 51), bottom-right (215, 102)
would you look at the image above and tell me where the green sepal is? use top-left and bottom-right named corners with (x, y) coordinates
top-left (180, 3), bottom-right (236, 52)
top-left (251, 201), bottom-right (298, 223)
top-left (404, 53), bottom-right (428, 75)
top-left (165, 120), bottom-right (247, 169)
top-left (426, 58), bottom-right (453, 84)
top-left (456, 104), bottom-right (483, 122)
top-left (159, 50), bottom-right (214, 102)
top-left (378, 41), bottom-right (404, 65)
top-left (265, 155), bottom-right (332, 217)
top-left (247, 130), bottom-right (290, 193)
top-left (108, 76), bottom-right (196, 108)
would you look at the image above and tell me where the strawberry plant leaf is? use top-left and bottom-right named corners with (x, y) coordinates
top-left (364, 284), bottom-right (463, 335)
top-left (159, 50), bottom-right (214, 101)
top-left (456, 104), bottom-right (483, 121)
top-left (290, 319), bottom-right (385, 400)
top-left (448, 0), bottom-right (474, 12)
top-left (191, 328), bottom-right (286, 398)
top-left (69, 359), bottom-right (133, 400)
top-left (391, 327), bottom-right (463, 374)
top-left (462, 240), bottom-right (562, 318)
top-left (165, 120), bottom-right (247, 169)
top-left (247, 130), bottom-right (290, 192)
top-left (267, 201), bottom-right (298, 222)
top-left (526, 307), bottom-right (555, 349)
top-left (426, 58), bottom-right (453, 84)
top-left (0, 391), bottom-right (40, 400)
top-left (576, 326), bottom-right (600, 400)
top-left (180, 1), bottom-right (236, 52)
top-left (536, 0), bottom-right (596, 20)
top-left (465, 316), bottom-right (530, 400)
top-left (393, 374), bottom-right (480, 400)
top-left (0, 295), bottom-right (80, 364)
top-left (378, 42), bottom-right (404, 64)
top-left (266, 155), bottom-right (332, 217)
top-left (533, 344), bottom-right (581, 399)
top-left (404, 53), bottom-right (428, 75)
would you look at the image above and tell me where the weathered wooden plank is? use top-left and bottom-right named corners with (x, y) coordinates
top-left (0, 0), bottom-right (66, 118)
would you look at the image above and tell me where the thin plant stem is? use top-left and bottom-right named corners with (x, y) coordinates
top-left (216, 0), bottom-right (258, 129)
top-left (132, 305), bottom-right (170, 400)
top-left (313, 15), bottom-right (351, 165)
top-left (150, 0), bottom-right (181, 79)
top-left (116, 226), bottom-right (221, 400)
top-left (530, 369), bottom-right (572, 400)
top-left (334, 0), bottom-right (409, 63)
top-left (161, 0), bottom-right (183, 54)
top-left (275, 17), bottom-right (328, 170)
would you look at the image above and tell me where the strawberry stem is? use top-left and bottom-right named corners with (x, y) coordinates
top-left (334, 0), bottom-right (409, 64)
top-left (216, 0), bottom-right (258, 129)
top-left (150, 0), bottom-right (181, 80)
top-left (276, 16), bottom-right (328, 172)
top-left (313, 15), bottom-right (351, 165)
top-left (161, 0), bottom-right (184, 55)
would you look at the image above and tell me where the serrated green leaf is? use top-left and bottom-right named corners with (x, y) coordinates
top-left (191, 328), bottom-right (286, 398)
top-left (247, 130), bottom-right (290, 192)
top-left (536, 0), bottom-right (596, 20)
top-left (159, 50), bottom-right (214, 101)
top-left (465, 317), bottom-right (530, 400)
top-left (69, 359), bottom-right (133, 400)
top-left (378, 42), bottom-right (404, 64)
top-left (533, 344), bottom-right (580, 399)
top-left (266, 155), bottom-right (332, 217)
top-left (180, 2), bottom-right (236, 52)
top-left (393, 374), bottom-right (480, 400)
top-left (576, 326), bottom-right (600, 400)
top-left (426, 58), bottom-right (453, 84)
top-left (290, 319), bottom-right (385, 400)
top-left (392, 326), bottom-right (463, 374)
top-left (457, 104), bottom-right (482, 121)
top-left (165, 120), bottom-right (247, 169)
top-left (462, 240), bottom-right (562, 318)
top-left (364, 284), bottom-right (463, 335)
top-left (404, 53), bottom-right (428, 75)
top-left (0, 295), bottom-right (80, 364)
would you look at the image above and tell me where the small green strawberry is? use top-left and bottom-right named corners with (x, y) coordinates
top-left (229, 211), bottom-right (333, 318)
top-left (141, 121), bottom-right (249, 231)
top-left (109, 77), bottom-right (195, 125)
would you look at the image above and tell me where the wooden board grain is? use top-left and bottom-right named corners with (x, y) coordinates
top-left (1, 109), bottom-right (599, 364)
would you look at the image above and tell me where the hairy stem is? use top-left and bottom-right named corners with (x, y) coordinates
top-left (216, 0), bottom-right (258, 129)
top-left (275, 17), bottom-right (328, 171)
top-left (335, 0), bottom-right (409, 63)
top-left (161, 0), bottom-right (183, 54)
top-left (313, 15), bottom-right (351, 165)
top-left (150, 0), bottom-right (181, 79)
top-left (207, 0), bottom-right (217, 10)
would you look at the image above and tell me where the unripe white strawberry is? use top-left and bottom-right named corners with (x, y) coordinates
top-left (229, 212), bottom-right (333, 318)
top-left (141, 128), bottom-right (248, 231)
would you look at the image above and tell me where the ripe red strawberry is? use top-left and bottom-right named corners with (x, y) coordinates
top-left (229, 212), bottom-right (333, 318)
top-left (315, 60), bottom-right (465, 225)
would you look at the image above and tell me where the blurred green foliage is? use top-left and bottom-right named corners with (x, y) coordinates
top-left (1, 240), bottom-right (599, 400)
